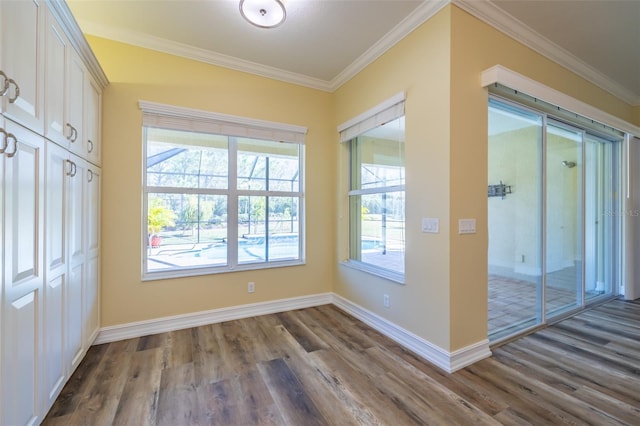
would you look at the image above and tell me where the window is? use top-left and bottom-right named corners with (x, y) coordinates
top-left (141, 101), bottom-right (306, 279)
top-left (339, 94), bottom-right (405, 281)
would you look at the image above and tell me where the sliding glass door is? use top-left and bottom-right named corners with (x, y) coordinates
top-left (488, 97), bottom-right (621, 341)
top-left (545, 121), bottom-right (583, 316)
top-left (584, 134), bottom-right (620, 300)
top-left (488, 99), bottom-right (543, 338)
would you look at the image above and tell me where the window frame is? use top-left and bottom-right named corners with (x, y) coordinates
top-left (338, 93), bottom-right (406, 283)
top-left (140, 101), bottom-right (306, 281)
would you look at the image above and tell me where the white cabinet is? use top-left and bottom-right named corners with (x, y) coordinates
top-left (44, 6), bottom-right (69, 149)
top-left (1, 1), bottom-right (106, 422)
top-left (66, 50), bottom-right (86, 158)
top-left (0, 117), bottom-right (4, 426)
top-left (67, 154), bottom-right (87, 371)
top-left (85, 165), bottom-right (101, 343)
top-left (44, 8), bottom-right (102, 165)
top-left (44, 142), bottom-right (101, 410)
top-left (84, 76), bottom-right (102, 165)
top-left (1, 119), bottom-right (46, 426)
top-left (0, 0), bottom-right (45, 132)
top-left (43, 141), bottom-right (68, 410)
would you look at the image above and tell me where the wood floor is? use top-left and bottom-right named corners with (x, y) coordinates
top-left (44, 299), bottom-right (640, 425)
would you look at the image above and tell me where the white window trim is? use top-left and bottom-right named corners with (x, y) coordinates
top-left (340, 94), bottom-right (406, 283)
top-left (139, 100), bottom-right (308, 143)
top-left (340, 260), bottom-right (405, 284)
top-left (337, 92), bottom-right (405, 143)
top-left (140, 101), bottom-right (306, 281)
top-left (348, 185), bottom-right (406, 197)
top-left (481, 65), bottom-right (640, 138)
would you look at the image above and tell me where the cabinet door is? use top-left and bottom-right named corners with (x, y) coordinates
top-left (1, 119), bottom-right (45, 426)
top-left (85, 166), bottom-right (101, 344)
top-left (66, 154), bottom-right (86, 372)
top-left (43, 141), bottom-right (69, 410)
top-left (44, 7), bottom-right (69, 149)
top-left (84, 76), bottom-right (101, 165)
top-left (0, 0), bottom-right (45, 132)
top-left (0, 116), bottom-right (4, 424)
top-left (66, 51), bottom-right (85, 158)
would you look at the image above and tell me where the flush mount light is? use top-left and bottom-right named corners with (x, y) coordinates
top-left (240, 0), bottom-right (286, 29)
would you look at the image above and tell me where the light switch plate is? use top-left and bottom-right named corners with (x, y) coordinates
top-left (422, 218), bottom-right (439, 233)
top-left (458, 218), bottom-right (476, 234)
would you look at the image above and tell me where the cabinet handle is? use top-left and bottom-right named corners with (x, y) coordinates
top-left (66, 159), bottom-right (77, 177)
top-left (66, 124), bottom-right (78, 142)
top-left (87, 169), bottom-right (94, 182)
top-left (0, 128), bottom-right (7, 153)
top-left (87, 139), bottom-right (94, 153)
top-left (6, 133), bottom-right (17, 158)
top-left (0, 71), bottom-right (9, 96)
top-left (7, 78), bottom-right (19, 103)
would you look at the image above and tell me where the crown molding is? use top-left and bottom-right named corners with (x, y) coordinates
top-left (76, 19), bottom-right (334, 92)
top-left (72, 0), bottom-right (640, 105)
top-left (329, 0), bottom-right (450, 91)
top-left (74, 1), bottom-right (449, 94)
top-left (453, 0), bottom-right (640, 106)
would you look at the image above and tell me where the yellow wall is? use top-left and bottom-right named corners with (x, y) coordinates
top-left (334, 4), bottom-right (637, 353)
top-left (448, 5), bottom-right (634, 350)
top-left (89, 4), bottom-right (637, 352)
top-left (87, 37), bottom-right (335, 326)
top-left (334, 7), bottom-right (453, 350)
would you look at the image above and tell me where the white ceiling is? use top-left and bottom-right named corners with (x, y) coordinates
top-left (67, 0), bottom-right (640, 104)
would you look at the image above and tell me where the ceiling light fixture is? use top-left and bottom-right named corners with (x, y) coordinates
top-left (239, 0), bottom-right (286, 29)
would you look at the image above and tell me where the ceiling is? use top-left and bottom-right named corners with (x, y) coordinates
top-left (67, 0), bottom-right (640, 104)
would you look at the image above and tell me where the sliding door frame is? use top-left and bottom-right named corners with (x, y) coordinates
top-left (488, 95), bottom-right (621, 343)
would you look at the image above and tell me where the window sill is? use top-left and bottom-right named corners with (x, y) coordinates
top-left (340, 260), bottom-right (405, 285)
top-left (142, 259), bottom-right (305, 282)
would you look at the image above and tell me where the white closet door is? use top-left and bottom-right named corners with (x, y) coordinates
top-left (66, 155), bottom-right (87, 372)
top-left (0, 116), bottom-right (4, 425)
top-left (84, 77), bottom-right (101, 165)
top-left (0, 0), bottom-right (45, 132)
top-left (43, 141), bottom-right (70, 410)
top-left (44, 7), bottom-right (69, 148)
top-left (1, 120), bottom-right (45, 426)
top-left (66, 51), bottom-right (85, 158)
top-left (84, 166), bottom-right (101, 344)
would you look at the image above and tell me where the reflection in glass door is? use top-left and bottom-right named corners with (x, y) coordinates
top-left (488, 99), bottom-right (543, 339)
top-left (545, 121), bottom-right (582, 316)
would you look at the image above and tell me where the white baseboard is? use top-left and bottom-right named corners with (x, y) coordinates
top-left (332, 294), bottom-right (491, 373)
top-left (95, 291), bottom-right (491, 373)
top-left (94, 292), bottom-right (333, 344)
top-left (449, 339), bottom-right (492, 372)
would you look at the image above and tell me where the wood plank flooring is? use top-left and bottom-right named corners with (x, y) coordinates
top-left (44, 299), bottom-right (640, 425)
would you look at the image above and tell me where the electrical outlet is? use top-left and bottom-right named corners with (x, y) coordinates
top-left (383, 294), bottom-right (390, 308)
top-left (248, 282), bottom-right (255, 293)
